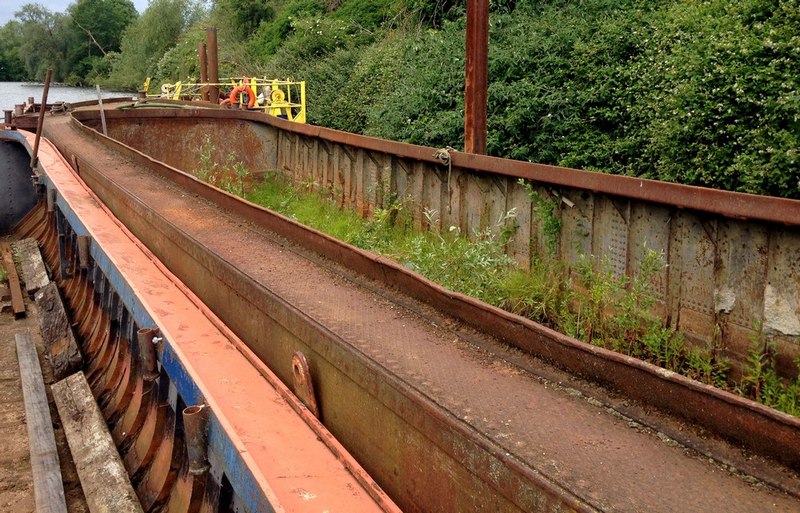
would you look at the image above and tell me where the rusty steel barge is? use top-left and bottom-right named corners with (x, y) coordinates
top-left (1, 99), bottom-right (799, 512)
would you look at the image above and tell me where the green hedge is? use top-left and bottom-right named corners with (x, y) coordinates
top-left (127, 0), bottom-right (800, 198)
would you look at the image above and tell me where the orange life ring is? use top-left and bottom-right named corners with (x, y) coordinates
top-left (229, 84), bottom-right (256, 109)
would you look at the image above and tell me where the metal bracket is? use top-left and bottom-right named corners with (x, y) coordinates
top-left (291, 352), bottom-right (319, 418)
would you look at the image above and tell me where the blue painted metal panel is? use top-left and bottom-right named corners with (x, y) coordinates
top-left (42, 177), bottom-right (276, 513)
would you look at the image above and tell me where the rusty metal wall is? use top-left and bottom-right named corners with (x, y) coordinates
top-left (98, 110), bottom-right (800, 377)
top-left (0, 138), bottom-right (37, 233)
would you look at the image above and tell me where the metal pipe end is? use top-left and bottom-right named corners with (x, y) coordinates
top-left (183, 403), bottom-right (211, 475)
top-left (137, 327), bottom-right (160, 381)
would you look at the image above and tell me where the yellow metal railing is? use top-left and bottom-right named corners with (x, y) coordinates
top-left (142, 77), bottom-right (307, 124)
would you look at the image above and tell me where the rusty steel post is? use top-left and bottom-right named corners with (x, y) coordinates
top-left (77, 235), bottom-right (91, 270)
top-left (30, 68), bottom-right (52, 170)
top-left (206, 28), bottom-right (220, 104)
top-left (4, 110), bottom-right (12, 125)
top-left (137, 328), bottom-right (159, 381)
top-left (183, 404), bottom-right (210, 475)
top-left (465, 0), bottom-right (488, 155)
top-left (198, 42), bottom-right (209, 102)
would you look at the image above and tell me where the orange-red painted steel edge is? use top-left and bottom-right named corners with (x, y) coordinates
top-left (3, 128), bottom-right (399, 513)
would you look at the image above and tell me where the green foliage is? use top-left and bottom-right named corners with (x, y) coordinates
top-left (189, 139), bottom-right (800, 414)
top-left (245, 0), bottom-right (326, 60)
top-left (500, 258), bottom-right (572, 327)
top-left (362, 20), bottom-right (466, 148)
top-left (191, 135), bottom-right (251, 195)
top-left (519, 179), bottom-right (561, 256)
top-left (216, 0), bottom-right (275, 36)
top-left (0, 21), bottom-right (29, 80)
top-left (329, 0), bottom-right (394, 30)
top-left (620, 0), bottom-right (800, 197)
top-left (15, 4), bottom-right (71, 81)
top-left (106, 0), bottom-right (203, 89)
top-left (150, 23), bottom-right (208, 84)
top-left (68, 0), bottom-right (136, 55)
top-left (4, 0), bottom-right (799, 198)
top-left (741, 334), bottom-right (800, 415)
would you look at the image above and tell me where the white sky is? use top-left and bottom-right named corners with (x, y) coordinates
top-left (0, 0), bottom-right (151, 26)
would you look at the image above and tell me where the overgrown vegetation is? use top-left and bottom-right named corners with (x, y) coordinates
top-left (1, 0), bottom-right (797, 196)
top-left (191, 135), bottom-right (252, 196)
top-left (741, 332), bottom-right (800, 415)
top-left (189, 151), bottom-right (799, 415)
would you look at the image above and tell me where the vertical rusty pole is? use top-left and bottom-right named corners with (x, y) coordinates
top-left (30, 68), bottom-right (52, 170)
top-left (183, 404), bottom-right (210, 475)
top-left (206, 27), bottom-right (220, 104)
top-left (198, 42), bottom-right (209, 102)
top-left (464, 0), bottom-right (489, 155)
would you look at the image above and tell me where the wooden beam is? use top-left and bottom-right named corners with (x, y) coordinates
top-left (15, 333), bottom-right (68, 513)
top-left (1, 241), bottom-right (26, 317)
top-left (13, 238), bottom-right (50, 297)
top-left (35, 282), bottom-right (82, 381)
top-left (52, 372), bottom-right (144, 513)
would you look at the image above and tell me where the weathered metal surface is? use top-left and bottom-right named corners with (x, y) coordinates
top-left (36, 115), bottom-right (800, 512)
top-left (29, 68), bottom-right (52, 170)
top-left (62, 113), bottom-right (800, 469)
top-left (67, 144), bottom-right (582, 512)
top-left (291, 352), bottom-right (319, 418)
top-left (465, 0), bottom-right (489, 154)
top-left (75, 107), bottom-right (800, 375)
top-left (1, 139), bottom-right (37, 232)
top-left (14, 129), bottom-right (399, 513)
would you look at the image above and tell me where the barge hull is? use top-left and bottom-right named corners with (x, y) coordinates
top-left (5, 129), bottom-right (396, 513)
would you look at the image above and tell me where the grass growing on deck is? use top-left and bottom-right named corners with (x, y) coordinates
top-left (190, 157), bottom-right (799, 416)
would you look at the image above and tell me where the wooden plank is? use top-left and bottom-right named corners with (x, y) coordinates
top-left (13, 238), bottom-right (50, 296)
top-left (35, 282), bottom-right (82, 380)
top-left (51, 372), bottom-right (144, 513)
top-left (15, 332), bottom-right (68, 513)
top-left (1, 241), bottom-right (26, 317)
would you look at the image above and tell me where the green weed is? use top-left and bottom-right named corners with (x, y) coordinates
top-left (518, 179), bottom-right (561, 256)
top-left (741, 333), bottom-right (800, 416)
top-left (192, 135), bottom-right (251, 196)
top-left (194, 160), bottom-right (799, 416)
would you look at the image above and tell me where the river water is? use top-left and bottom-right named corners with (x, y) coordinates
top-left (0, 82), bottom-right (134, 112)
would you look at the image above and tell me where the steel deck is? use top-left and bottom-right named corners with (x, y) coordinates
top-left (32, 109), bottom-right (800, 512)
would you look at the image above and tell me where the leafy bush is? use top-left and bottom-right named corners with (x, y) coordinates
top-left (246, 0), bottom-right (326, 60)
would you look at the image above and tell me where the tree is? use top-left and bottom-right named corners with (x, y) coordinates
top-left (214, 0), bottom-right (274, 37)
top-left (66, 0), bottom-right (137, 84)
top-left (105, 0), bottom-right (205, 90)
top-left (0, 21), bottom-right (29, 81)
top-left (15, 3), bottom-right (70, 81)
